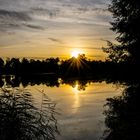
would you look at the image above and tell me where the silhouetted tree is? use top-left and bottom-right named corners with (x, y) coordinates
top-left (44, 57), bottom-right (60, 73)
top-left (103, 41), bottom-right (129, 63)
top-left (0, 77), bottom-right (4, 87)
top-left (21, 58), bottom-right (30, 74)
top-left (0, 58), bottom-right (4, 75)
top-left (10, 58), bottom-right (21, 75)
top-left (103, 0), bottom-right (140, 64)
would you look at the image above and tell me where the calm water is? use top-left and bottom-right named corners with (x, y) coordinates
top-left (0, 77), bottom-right (123, 140)
top-left (24, 81), bottom-right (122, 140)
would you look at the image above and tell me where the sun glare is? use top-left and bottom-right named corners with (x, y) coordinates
top-left (71, 50), bottom-right (80, 58)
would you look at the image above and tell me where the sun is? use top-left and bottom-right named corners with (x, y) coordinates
top-left (71, 50), bottom-right (80, 58)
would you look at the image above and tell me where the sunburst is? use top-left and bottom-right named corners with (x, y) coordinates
top-left (71, 50), bottom-right (80, 58)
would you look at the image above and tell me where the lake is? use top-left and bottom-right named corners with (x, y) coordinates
top-left (0, 76), bottom-right (123, 140)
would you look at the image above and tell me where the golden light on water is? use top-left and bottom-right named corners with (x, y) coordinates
top-left (72, 84), bottom-right (79, 94)
top-left (72, 82), bottom-right (80, 113)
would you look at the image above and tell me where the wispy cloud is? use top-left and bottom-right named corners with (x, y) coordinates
top-left (48, 38), bottom-right (63, 44)
top-left (24, 24), bottom-right (44, 30)
top-left (0, 9), bottom-right (31, 21)
top-left (0, 0), bottom-right (111, 31)
top-left (31, 7), bottom-right (60, 18)
top-left (66, 46), bottom-right (101, 50)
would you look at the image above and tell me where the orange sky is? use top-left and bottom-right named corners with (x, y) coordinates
top-left (0, 0), bottom-right (116, 60)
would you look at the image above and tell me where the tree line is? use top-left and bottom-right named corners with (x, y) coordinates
top-left (0, 55), bottom-right (138, 78)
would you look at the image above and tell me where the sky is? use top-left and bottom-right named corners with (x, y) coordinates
top-left (0, 0), bottom-right (116, 60)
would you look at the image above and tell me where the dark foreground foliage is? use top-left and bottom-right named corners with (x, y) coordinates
top-left (103, 83), bottom-right (140, 140)
top-left (0, 88), bottom-right (59, 140)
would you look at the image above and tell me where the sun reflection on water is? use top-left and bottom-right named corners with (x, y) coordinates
top-left (71, 82), bottom-right (81, 113)
top-left (73, 84), bottom-right (79, 94)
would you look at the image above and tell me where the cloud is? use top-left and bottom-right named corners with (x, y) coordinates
top-left (48, 38), bottom-right (63, 44)
top-left (0, 9), bottom-right (31, 21)
top-left (0, 9), bottom-right (46, 31)
top-left (0, 9), bottom-right (31, 31)
top-left (0, 0), bottom-right (111, 31)
top-left (75, 7), bottom-right (109, 15)
top-left (67, 46), bottom-right (101, 50)
top-left (24, 24), bottom-right (44, 30)
top-left (31, 7), bottom-right (60, 18)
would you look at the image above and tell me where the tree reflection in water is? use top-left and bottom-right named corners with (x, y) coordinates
top-left (0, 88), bottom-right (59, 140)
top-left (103, 83), bottom-right (140, 140)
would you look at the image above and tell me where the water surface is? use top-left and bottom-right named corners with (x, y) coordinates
top-left (0, 77), bottom-right (123, 140)
top-left (25, 81), bottom-right (122, 140)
